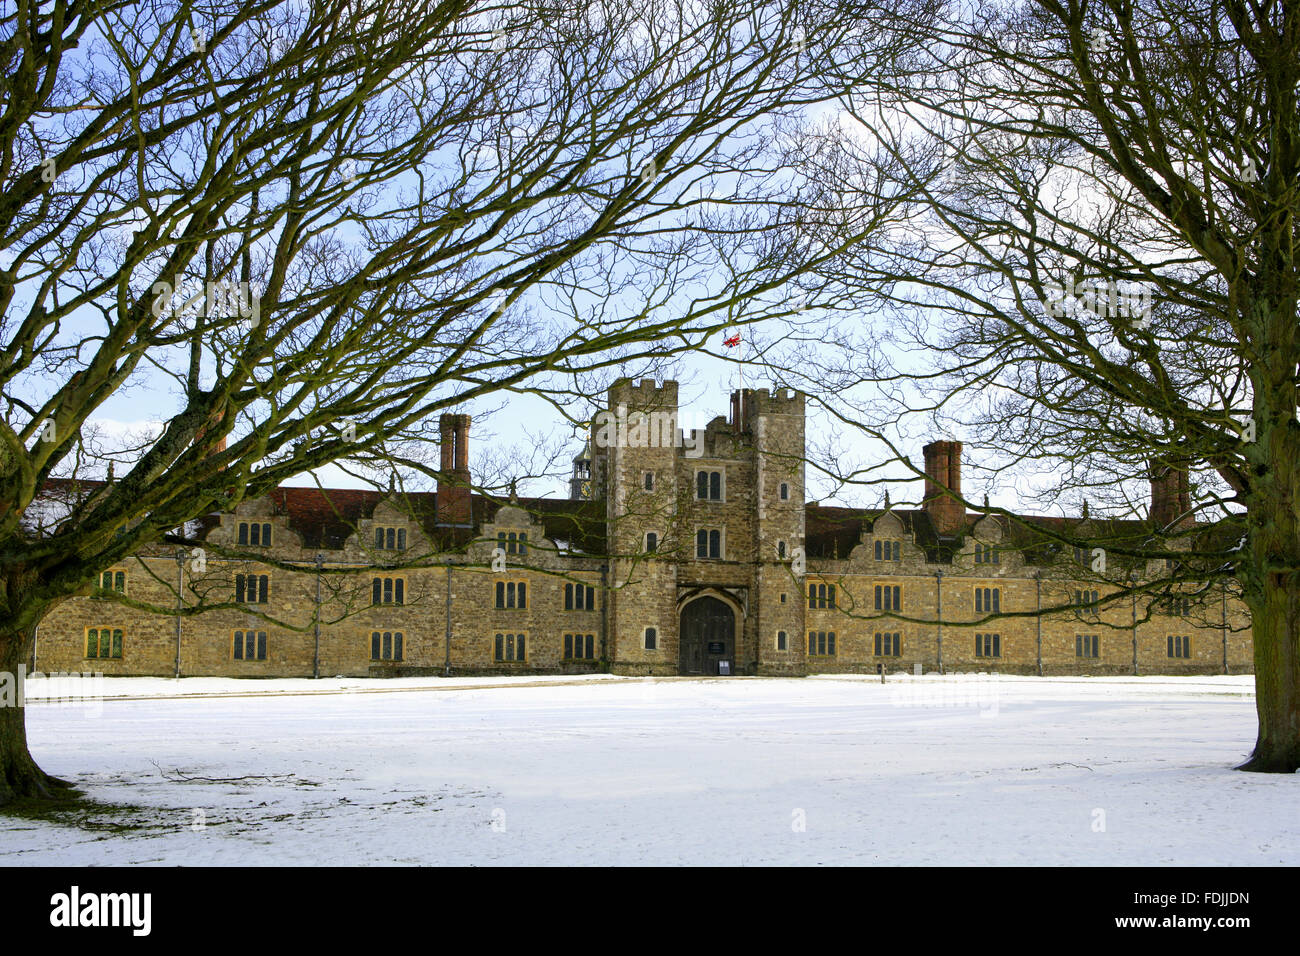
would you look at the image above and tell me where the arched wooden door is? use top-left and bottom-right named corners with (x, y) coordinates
top-left (679, 596), bottom-right (736, 675)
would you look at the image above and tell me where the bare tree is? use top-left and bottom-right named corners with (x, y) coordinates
top-left (0, 0), bottom-right (923, 801)
top-left (767, 0), bottom-right (1297, 770)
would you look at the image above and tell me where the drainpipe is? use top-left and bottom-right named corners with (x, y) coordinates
top-left (313, 553), bottom-right (323, 679)
top-left (1131, 572), bottom-right (1138, 676)
top-left (1035, 572), bottom-right (1043, 676)
top-left (174, 548), bottom-right (185, 678)
top-left (1221, 585), bottom-right (1228, 675)
top-left (599, 563), bottom-right (609, 670)
top-left (444, 564), bottom-right (453, 677)
top-left (935, 570), bottom-right (943, 675)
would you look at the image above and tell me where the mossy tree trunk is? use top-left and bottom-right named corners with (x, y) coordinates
top-left (0, 625), bottom-right (72, 804)
top-left (1239, 283), bottom-right (1300, 773)
top-left (1241, 585), bottom-right (1300, 771)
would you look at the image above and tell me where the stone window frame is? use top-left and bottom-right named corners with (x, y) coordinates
top-left (807, 630), bottom-right (837, 657)
top-left (232, 629), bottom-right (268, 661)
top-left (694, 526), bottom-right (724, 560)
top-left (85, 626), bottom-right (124, 660)
top-left (494, 631), bottom-right (527, 662)
top-left (973, 585), bottom-right (1000, 614)
top-left (779, 482), bottom-right (790, 500)
top-left (1167, 634), bottom-right (1191, 659)
top-left (874, 539), bottom-right (901, 561)
top-left (235, 572), bottom-right (270, 604)
top-left (494, 579), bottom-right (528, 609)
top-left (975, 632), bottom-right (1001, 658)
top-left (497, 531), bottom-right (528, 555)
top-left (563, 582), bottom-right (595, 611)
top-left (643, 471), bottom-right (655, 492)
top-left (873, 632), bottom-right (901, 657)
top-left (874, 583), bottom-right (902, 611)
top-left (695, 468), bottom-right (725, 502)
top-left (563, 633), bottom-right (596, 661)
top-left (98, 569), bottom-right (127, 593)
top-left (237, 521), bottom-right (273, 547)
top-left (974, 542), bottom-right (999, 565)
top-left (808, 581), bottom-right (836, 609)
top-left (1072, 588), bottom-right (1099, 620)
top-left (775, 629), bottom-right (788, 651)
top-left (644, 531), bottom-right (659, 553)
top-left (374, 526), bottom-right (408, 551)
top-left (370, 629), bottom-right (405, 661)
top-left (643, 626), bottom-right (658, 650)
top-left (372, 576), bottom-right (407, 606)
top-left (1075, 633), bottom-right (1099, 659)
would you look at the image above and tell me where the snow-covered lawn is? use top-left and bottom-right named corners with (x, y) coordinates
top-left (5, 673), bottom-right (1295, 865)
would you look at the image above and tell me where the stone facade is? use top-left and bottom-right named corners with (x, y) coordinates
top-left (32, 380), bottom-right (1253, 678)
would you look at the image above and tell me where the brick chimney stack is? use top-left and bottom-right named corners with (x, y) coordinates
top-left (193, 401), bottom-right (228, 461)
top-left (439, 415), bottom-right (455, 474)
top-left (1149, 462), bottom-right (1193, 531)
top-left (436, 413), bottom-right (473, 525)
top-left (922, 439), bottom-right (965, 534)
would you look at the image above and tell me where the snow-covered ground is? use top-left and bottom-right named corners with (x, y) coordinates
top-left (5, 673), bottom-right (1295, 865)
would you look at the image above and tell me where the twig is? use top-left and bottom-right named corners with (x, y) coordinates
top-left (151, 760), bottom-right (296, 784)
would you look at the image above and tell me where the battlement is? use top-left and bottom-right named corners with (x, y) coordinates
top-left (741, 386), bottom-right (803, 415)
top-left (729, 387), bottom-right (804, 434)
top-left (595, 380), bottom-right (803, 460)
top-left (608, 377), bottom-right (679, 409)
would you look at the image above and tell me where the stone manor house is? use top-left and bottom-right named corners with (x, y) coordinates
top-left (32, 379), bottom-right (1252, 678)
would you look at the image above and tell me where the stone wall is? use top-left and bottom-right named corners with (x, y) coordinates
top-left (32, 380), bottom-right (1254, 679)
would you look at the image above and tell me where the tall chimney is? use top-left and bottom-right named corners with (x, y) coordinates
top-left (437, 413), bottom-right (472, 525)
top-left (454, 414), bottom-right (470, 471)
top-left (193, 401), bottom-right (228, 464)
top-left (1149, 462), bottom-right (1193, 531)
top-left (439, 414), bottom-right (455, 473)
top-left (1177, 472), bottom-right (1192, 524)
top-left (922, 439), bottom-right (965, 535)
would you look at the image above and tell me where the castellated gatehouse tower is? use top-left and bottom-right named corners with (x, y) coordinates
top-left (593, 378), bottom-right (808, 676)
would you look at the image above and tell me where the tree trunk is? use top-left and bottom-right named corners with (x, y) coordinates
top-left (1236, 261), bottom-right (1300, 772)
top-left (0, 628), bottom-right (73, 804)
top-left (1239, 577), bottom-right (1300, 772)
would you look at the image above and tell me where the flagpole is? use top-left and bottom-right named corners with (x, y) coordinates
top-left (724, 329), bottom-right (743, 395)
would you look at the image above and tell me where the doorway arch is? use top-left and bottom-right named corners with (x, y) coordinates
top-left (679, 595), bottom-right (737, 675)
